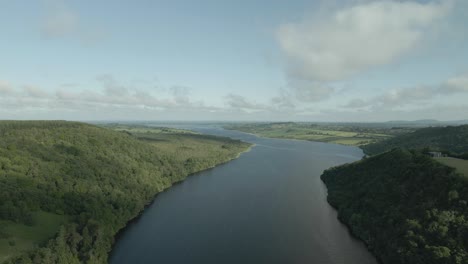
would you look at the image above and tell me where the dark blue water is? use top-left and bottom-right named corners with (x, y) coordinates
top-left (110, 125), bottom-right (377, 264)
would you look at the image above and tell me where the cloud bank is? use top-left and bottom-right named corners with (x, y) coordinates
top-left (344, 72), bottom-right (468, 109)
top-left (1, 73), bottom-right (467, 121)
top-left (0, 76), bottom-right (298, 120)
top-left (277, 0), bottom-right (453, 82)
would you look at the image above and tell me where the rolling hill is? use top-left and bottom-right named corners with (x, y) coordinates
top-left (0, 121), bottom-right (250, 263)
top-left (362, 125), bottom-right (468, 156)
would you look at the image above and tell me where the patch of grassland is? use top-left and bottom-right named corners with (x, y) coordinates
top-left (224, 122), bottom-right (396, 146)
top-left (0, 211), bottom-right (67, 262)
top-left (436, 157), bottom-right (468, 177)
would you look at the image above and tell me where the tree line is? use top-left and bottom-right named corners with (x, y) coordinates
top-left (361, 125), bottom-right (468, 159)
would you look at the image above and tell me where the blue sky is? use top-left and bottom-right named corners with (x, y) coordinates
top-left (1, 0), bottom-right (467, 121)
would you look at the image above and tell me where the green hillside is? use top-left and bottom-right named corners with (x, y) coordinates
top-left (321, 149), bottom-right (468, 264)
top-left (362, 125), bottom-right (468, 156)
top-left (0, 121), bottom-right (251, 263)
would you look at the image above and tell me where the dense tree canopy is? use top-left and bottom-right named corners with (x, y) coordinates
top-left (362, 125), bottom-right (468, 157)
top-left (0, 121), bottom-right (250, 263)
top-left (322, 149), bottom-right (468, 264)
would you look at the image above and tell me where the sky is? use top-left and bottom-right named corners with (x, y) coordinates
top-left (1, 0), bottom-right (468, 122)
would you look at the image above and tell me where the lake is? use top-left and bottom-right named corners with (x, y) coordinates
top-left (110, 125), bottom-right (377, 264)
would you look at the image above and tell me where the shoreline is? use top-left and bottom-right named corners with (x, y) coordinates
top-left (108, 143), bottom-right (253, 261)
top-left (320, 154), bottom-right (381, 264)
top-left (323, 194), bottom-right (383, 264)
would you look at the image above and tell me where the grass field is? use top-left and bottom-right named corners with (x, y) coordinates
top-left (0, 211), bottom-right (67, 262)
top-left (436, 157), bottom-right (468, 178)
top-left (224, 123), bottom-right (397, 146)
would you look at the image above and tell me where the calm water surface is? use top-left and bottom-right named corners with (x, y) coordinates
top-left (110, 125), bottom-right (377, 264)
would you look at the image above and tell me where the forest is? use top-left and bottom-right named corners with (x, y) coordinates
top-left (0, 121), bottom-right (251, 263)
top-left (362, 125), bottom-right (468, 158)
top-left (321, 149), bottom-right (468, 264)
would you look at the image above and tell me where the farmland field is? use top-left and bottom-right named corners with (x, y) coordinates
top-left (223, 122), bottom-right (410, 146)
top-left (436, 157), bottom-right (468, 177)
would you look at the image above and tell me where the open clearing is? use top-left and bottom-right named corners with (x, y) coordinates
top-left (436, 157), bottom-right (468, 177)
top-left (0, 211), bottom-right (67, 262)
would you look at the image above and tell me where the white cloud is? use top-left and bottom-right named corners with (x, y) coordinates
top-left (270, 89), bottom-right (296, 110)
top-left (344, 98), bottom-right (368, 108)
top-left (288, 79), bottom-right (334, 102)
top-left (0, 81), bottom-right (14, 96)
top-left (170, 86), bottom-right (191, 105)
top-left (344, 72), bottom-right (468, 109)
top-left (96, 75), bottom-right (129, 97)
top-left (224, 91), bottom-right (298, 114)
top-left (277, 0), bottom-right (453, 82)
top-left (0, 76), bottom-right (223, 117)
top-left (444, 74), bottom-right (468, 93)
top-left (1, 75), bottom-right (301, 119)
top-left (23, 85), bottom-right (50, 98)
top-left (224, 94), bottom-right (268, 112)
top-left (378, 85), bottom-right (434, 107)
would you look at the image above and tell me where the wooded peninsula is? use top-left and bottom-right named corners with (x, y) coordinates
top-left (0, 121), bottom-right (251, 263)
top-left (321, 125), bottom-right (468, 263)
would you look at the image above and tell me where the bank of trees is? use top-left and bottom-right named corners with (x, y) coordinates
top-left (362, 125), bottom-right (468, 158)
top-left (0, 121), bottom-right (250, 263)
top-left (322, 149), bottom-right (468, 264)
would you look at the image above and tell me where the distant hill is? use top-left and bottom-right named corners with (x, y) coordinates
top-left (362, 125), bottom-right (468, 156)
top-left (0, 121), bottom-right (250, 263)
top-left (385, 119), bottom-right (439, 125)
top-left (384, 120), bottom-right (468, 126)
top-left (321, 149), bottom-right (468, 264)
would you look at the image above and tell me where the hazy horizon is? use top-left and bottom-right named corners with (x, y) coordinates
top-left (1, 0), bottom-right (468, 122)
top-left (2, 118), bottom-right (468, 125)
